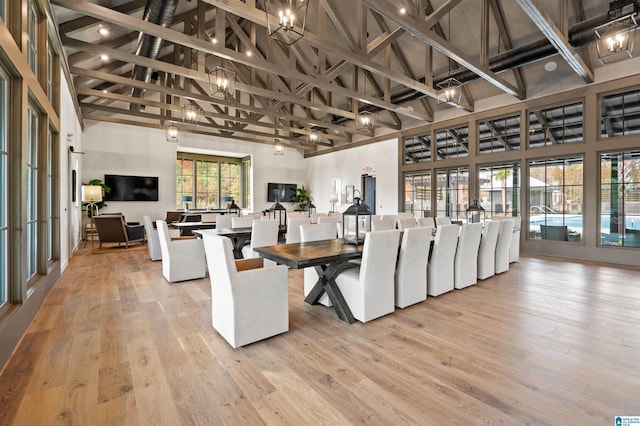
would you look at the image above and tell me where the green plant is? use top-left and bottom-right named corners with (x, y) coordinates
top-left (83, 178), bottom-right (111, 217)
top-left (295, 185), bottom-right (312, 210)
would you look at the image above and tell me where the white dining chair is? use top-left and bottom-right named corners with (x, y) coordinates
top-left (435, 216), bottom-right (452, 227)
top-left (202, 233), bottom-right (288, 348)
top-left (335, 230), bottom-right (401, 322)
top-left (427, 224), bottom-right (459, 296)
top-left (397, 218), bottom-right (417, 231)
top-left (215, 214), bottom-right (233, 229)
top-left (241, 219), bottom-right (279, 265)
top-left (477, 220), bottom-right (501, 280)
top-left (418, 217), bottom-right (435, 228)
top-left (286, 217), bottom-right (310, 244)
top-left (495, 219), bottom-right (515, 274)
top-left (396, 212), bottom-right (414, 220)
top-left (372, 219), bottom-right (395, 231)
top-left (509, 216), bottom-right (522, 263)
top-left (380, 214), bottom-right (398, 224)
top-left (232, 216), bottom-right (254, 228)
top-left (301, 223), bottom-right (339, 307)
top-left (143, 215), bottom-right (162, 261)
top-left (453, 222), bottom-right (483, 289)
top-left (395, 226), bottom-right (432, 308)
top-left (156, 220), bottom-right (206, 282)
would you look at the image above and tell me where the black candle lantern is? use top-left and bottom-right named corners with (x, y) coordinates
top-left (466, 198), bottom-right (485, 225)
top-left (268, 198), bottom-right (287, 227)
top-left (307, 201), bottom-right (316, 218)
top-left (342, 193), bottom-right (372, 245)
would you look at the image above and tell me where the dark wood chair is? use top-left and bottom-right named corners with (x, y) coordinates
top-left (540, 225), bottom-right (568, 241)
top-left (93, 215), bottom-right (145, 249)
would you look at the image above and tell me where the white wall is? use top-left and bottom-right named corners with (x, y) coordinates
top-left (304, 138), bottom-right (399, 214)
top-left (81, 122), bottom-right (307, 222)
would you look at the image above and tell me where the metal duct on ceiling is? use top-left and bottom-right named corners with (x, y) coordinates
top-left (129, 0), bottom-right (179, 111)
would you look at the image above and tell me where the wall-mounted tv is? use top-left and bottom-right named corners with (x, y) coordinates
top-left (267, 182), bottom-right (297, 202)
top-left (104, 174), bottom-right (159, 201)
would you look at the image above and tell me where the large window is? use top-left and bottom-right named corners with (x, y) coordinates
top-left (600, 150), bottom-right (640, 247)
top-left (478, 113), bottom-right (521, 154)
top-left (528, 157), bottom-right (584, 242)
top-left (404, 132), bottom-right (432, 164)
top-left (404, 172), bottom-right (432, 217)
top-left (435, 125), bottom-right (469, 159)
top-left (528, 101), bottom-right (583, 148)
top-left (26, 105), bottom-right (38, 281)
top-left (26, 0), bottom-right (38, 74)
top-left (0, 69), bottom-right (7, 314)
top-left (478, 163), bottom-right (521, 218)
top-left (176, 153), bottom-right (249, 209)
top-left (600, 88), bottom-right (640, 138)
top-left (436, 168), bottom-right (469, 220)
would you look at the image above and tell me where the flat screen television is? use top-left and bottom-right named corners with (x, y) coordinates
top-left (267, 182), bottom-right (297, 202)
top-left (104, 174), bottom-right (159, 201)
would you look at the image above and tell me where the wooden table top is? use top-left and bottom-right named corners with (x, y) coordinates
top-left (253, 239), bottom-right (363, 269)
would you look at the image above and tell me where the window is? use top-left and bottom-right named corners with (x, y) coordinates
top-left (436, 168), bottom-right (469, 220)
top-left (478, 163), bottom-right (521, 217)
top-left (435, 125), bottom-right (469, 159)
top-left (600, 88), bottom-right (640, 138)
top-left (404, 132), bottom-right (432, 164)
top-left (26, 105), bottom-right (38, 281)
top-left (528, 101), bottom-right (583, 148)
top-left (176, 153), bottom-right (249, 209)
top-left (0, 69), bottom-right (7, 313)
top-left (0, 0), bottom-right (5, 23)
top-left (528, 157), bottom-right (583, 242)
top-left (242, 158), bottom-right (251, 209)
top-left (404, 172), bottom-right (432, 216)
top-left (478, 113), bottom-right (521, 154)
top-left (26, 0), bottom-right (38, 75)
top-left (47, 44), bottom-right (53, 102)
top-left (600, 150), bottom-right (640, 247)
top-left (47, 128), bottom-right (54, 261)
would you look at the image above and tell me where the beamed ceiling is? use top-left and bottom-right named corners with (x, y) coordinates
top-left (50, 0), bottom-right (620, 154)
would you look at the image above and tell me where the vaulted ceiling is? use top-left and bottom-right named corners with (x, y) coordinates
top-left (50, 0), bottom-right (620, 153)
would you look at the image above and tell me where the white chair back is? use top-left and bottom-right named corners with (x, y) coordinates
top-left (242, 219), bottom-right (279, 263)
top-left (215, 214), bottom-right (233, 229)
top-left (286, 217), bottom-right (310, 244)
top-left (454, 223), bottom-right (483, 289)
top-left (200, 213), bottom-right (217, 223)
top-left (335, 230), bottom-right (401, 322)
top-left (372, 219), bottom-right (395, 231)
top-left (156, 220), bottom-right (206, 282)
top-left (427, 224), bottom-right (459, 296)
top-left (495, 219), bottom-right (515, 274)
top-left (418, 217), bottom-right (435, 228)
top-left (397, 218), bottom-right (417, 231)
top-left (310, 212), bottom-right (327, 224)
top-left (380, 214), bottom-right (398, 224)
top-left (318, 216), bottom-right (341, 225)
top-left (395, 227), bottom-right (432, 308)
top-left (510, 216), bottom-right (521, 263)
top-left (477, 220), bottom-right (500, 280)
top-left (143, 215), bottom-right (161, 261)
top-left (203, 233), bottom-right (288, 348)
top-left (435, 216), bottom-right (452, 227)
top-left (397, 212), bottom-right (414, 220)
top-left (232, 216), bottom-right (254, 228)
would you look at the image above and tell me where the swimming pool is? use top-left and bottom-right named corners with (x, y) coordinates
top-left (528, 214), bottom-right (639, 234)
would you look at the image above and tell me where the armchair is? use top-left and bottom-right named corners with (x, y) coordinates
top-left (156, 220), bottom-right (206, 282)
top-left (93, 215), bottom-right (145, 249)
top-left (202, 233), bottom-right (288, 348)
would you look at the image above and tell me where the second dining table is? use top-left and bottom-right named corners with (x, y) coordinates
top-left (254, 239), bottom-right (363, 324)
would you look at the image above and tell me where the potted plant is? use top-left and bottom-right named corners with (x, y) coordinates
top-left (295, 185), bottom-right (312, 211)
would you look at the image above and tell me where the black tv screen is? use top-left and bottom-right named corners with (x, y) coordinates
top-left (267, 182), bottom-right (297, 202)
top-left (104, 174), bottom-right (159, 201)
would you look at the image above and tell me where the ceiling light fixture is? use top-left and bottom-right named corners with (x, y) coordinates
top-left (266, 0), bottom-right (309, 46)
top-left (595, 0), bottom-right (638, 65)
top-left (165, 122), bottom-right (179, 143)
top-left (274, 112), bottom-right (285, 155)
top-left (181, 103), bottom-right (201, 125)
top-left (208, 64), bottom-right (236, 99)
top-left (399, 7), bottom-right (406, 14)
top-left (307, 130), bottom-right (318, 143)
top-left (97, 25), bottom-right (109, 36)
top-left (100, 54), bottom-right (109, 61)
top-left (356, 111), bottom-right (375, 131)
top-left (437, 11), bottom-right (464, 107)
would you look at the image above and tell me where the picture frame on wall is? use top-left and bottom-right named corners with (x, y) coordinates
top-left (345, 185), bottom-right (355, 204)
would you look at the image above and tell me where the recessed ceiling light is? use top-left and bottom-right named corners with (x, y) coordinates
top-left (246, 51), bottom-right (252, 57)
top-left (544, 61), bottom-right (557, 72)
top-left (211, 37), bottom-right (217, 44)
top-left (100, 54), bottom-right (109, 61)
top-left (102, 89), bottom-right (108, 93)
top-left (97, 25), bottom-right (109, 36)
top-left (399, 7), bottom-right (406, 14)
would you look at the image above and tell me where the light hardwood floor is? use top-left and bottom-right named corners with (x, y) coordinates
top-left (1, 246), bottom-right (639, 425)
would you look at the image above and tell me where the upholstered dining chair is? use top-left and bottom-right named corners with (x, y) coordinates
top-left (395, 226), bottom-right (432, 308)
top-left (477, 220), bottom-right (501, 280)
top-left (495, 219), bottom-right (515, 274)
top-left (202, 233), bottom-right (288, 348)
top-left (241, 219), bottom-right (279, 264)
top-left (286, 217), bottom-right (311, 244)
top-left (397, 218), bottom-right (417, 231)
top-left (453, 222), bottom-right (483, 289)
top-left (335, 229), bottom-right (401, 322)
top-left (509, 216), bottom-right (522, 263)
top-left (435, 216), bottom-right (452, 227)
top-left (156, 220), bottom-right (206, 283)
top-left (215, 214), bottom-right (233, 229)
top-left (232, 216), bottom-right (254, 228)
top-left (427, 224), bottom-right (459, 297)
top-left (418, 217), bottom-right (435, 228)
top-left (371, 219), bottom-right (395, 231)
top-left (143, 215), bottom-right (178, 261)
top-left (301, 222), bottom-right (339, 307)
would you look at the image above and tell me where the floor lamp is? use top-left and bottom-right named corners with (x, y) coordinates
top-left (82, 185), bottom-right (102, 247)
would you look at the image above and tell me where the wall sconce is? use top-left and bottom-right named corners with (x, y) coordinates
top-left (273, 139), bottom-right (285, 155)
top-left (165, 123), bottom-right (179, 142)
top-left (356, 111), bottom-right (375, 131)
top-left (265, 0), bottom-right (309, 45)
top-left (182, 103), bottom-right (201, 125)
top-left (437, 77), bottom-right (463, 106)
top-left (595, 0), bottom-right (638, 65)
top-left (208, 65), bottom-right (236, 99)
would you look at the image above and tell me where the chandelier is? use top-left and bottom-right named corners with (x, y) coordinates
top-left (208, 65), bottom-right (236, 99)
top-left (181, 104), bottom-right (201, 125)
top-left (595, 0), bottom-right (638, 65)
top-left (165, 123), bottom-right (179, 142)
top-left (265, 0), bottom-right (309, 45)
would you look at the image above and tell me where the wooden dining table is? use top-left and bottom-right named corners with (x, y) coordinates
top-left (254, 239), bottom-right (363, 324)
top-left (194, 227), bottom-right (253, 259)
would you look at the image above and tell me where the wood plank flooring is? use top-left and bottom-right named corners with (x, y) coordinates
top-left (1, 246), bottom-right (639, 425)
